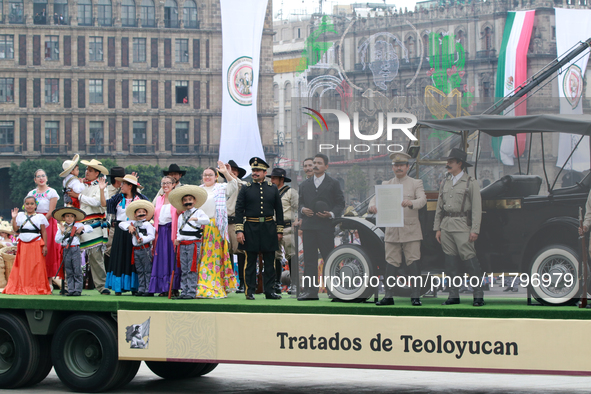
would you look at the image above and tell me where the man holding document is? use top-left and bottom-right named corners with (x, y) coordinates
top-left (369, 152), bottom-right (426, 306)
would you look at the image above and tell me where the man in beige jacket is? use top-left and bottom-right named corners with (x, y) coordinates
top-left (433, 148), bottom-right (483, 307)
top-left (369, 152), bottom-right (427, 306)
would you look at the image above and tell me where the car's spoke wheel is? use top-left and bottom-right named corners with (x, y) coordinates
top-left (323, 244), bottom-right (374, 301)
top-left (529, 245), bottom-right (581, 306)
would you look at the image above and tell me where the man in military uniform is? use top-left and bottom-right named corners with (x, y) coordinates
top-left (268, 167), bottom-right (298, 294)
top-left (433, 148), bottom-right (484, 307)
top-left (235, 157), bottom-right (285, 300)
top-left (368, 152), bottom-right (426, 306)
top-left (224, 160), bottom-right (248, 293)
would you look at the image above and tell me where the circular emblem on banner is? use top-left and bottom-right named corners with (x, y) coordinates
top-left (563, 64), bottom-right (583, 110)
top-left (227, 56), bottom-right (254, 106)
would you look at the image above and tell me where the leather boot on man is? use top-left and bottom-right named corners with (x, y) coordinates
top-left (376, 264), bottom-right (398, 305)
top-left (465, 257), bottom-right (485, 306)
top-left (442, 254), bottom-right (461, 305)
top-left (407, 262), bottom-right (422, 306)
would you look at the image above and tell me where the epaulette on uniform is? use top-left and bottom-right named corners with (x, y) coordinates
top-left (245, 182), bottom-right (251, 187)
top-left (267, 181), bottom-right (273, 186)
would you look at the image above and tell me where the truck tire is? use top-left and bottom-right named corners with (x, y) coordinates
top-left (110, 360), bottom-right (141, 389)
top-left (0, 312), bottom-right (41, 389)
top-left (529, 244), bottom-right (581, 306)
top-left (195, 363), bottom-right (218, 376)
top-left (146, 361), bottom-right (207, 379)
top-left (323, 244), bottom-right (374, 302)
top-left (52, 314), bottom-right (121, 392)
top-left (27, 335), bottom-right (53, 386)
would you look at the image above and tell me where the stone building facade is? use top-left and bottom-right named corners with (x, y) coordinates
top-left (0, 0), bottom-right (276, 169)
top-left (273, 0), bottom-right (591, 199)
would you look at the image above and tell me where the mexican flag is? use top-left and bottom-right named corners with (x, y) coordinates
top-left (492, 10), bottom-right (535, 166)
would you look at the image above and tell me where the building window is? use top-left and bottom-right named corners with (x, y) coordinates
top-left (45, 79), bottom-right (59, 103)
top-left (33, 0), bottom-right (48, 25)
top-left (53, 0), bottom-right (68, 25)
top-left (89, 79), bottom-right (103, 104)
top-left (273, 84), bottom-right (278, 102)
top-left (133, 80), bottom-right (146, 103)
top-left (484, 27), bottom-right (493, 52)
top-left (89, 37), bottom-right (103, 62)
top-left (78, 0), bottom-right (92, 26)
top-left (132, 121), bottom-right (147, 153)
top-left (175, 80), bottom-right (188, 104)
top-left (89, 121), bottom-right (104, 153)
top-left (45, 35), bottom-right (59, 61)
top-left (175, 39), bottom-right (189, 63)
top-left (0, 121), bottom-right (15, 152)
top-left (97, 0), bottom-right (112, 26)
top-left (284, 82), bottom-right (291, 103)
top-left (133, 38), bottom-right (146, 62)
top-left (140, 0), bottom-right (155, 27)
top-left (8, 0), bottom-right (24, 24)
top-left (0, 78), bottom-right (14, 103)
top-left (0, 35), bottom-right (14, 59)
top-left (175, 122), bottom-right (189, 152)
top-left (294, 27), bottom-right (301, 39)
top-left (121, 0), bottom-right (136, 26)
top-left (164, 0), bottom-right (178, 28)
top-left (183, 0), bottom-right (197, 28)
top-left (45, 121), bottom-right (59, 153)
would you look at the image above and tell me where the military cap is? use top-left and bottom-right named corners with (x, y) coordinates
top-left (249, 157), bottom-right (269, 171)
top-left (389, 152), bottom-right (411, 165)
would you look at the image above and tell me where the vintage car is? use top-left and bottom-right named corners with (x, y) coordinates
top-left (322, 114), bottom-right (591, 306)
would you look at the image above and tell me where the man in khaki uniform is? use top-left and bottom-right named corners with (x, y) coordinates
top-left (268, 167), bottom-right (298, 294)
top-left (433, 148), bottom-right (484, 307)
top-left (224, 160), bottom-right (248, 293)
top-left (369, 152), bottom-right (426, 306)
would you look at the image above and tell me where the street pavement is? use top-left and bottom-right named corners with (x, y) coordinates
top-left (15, 363), bottom-right (591, 393)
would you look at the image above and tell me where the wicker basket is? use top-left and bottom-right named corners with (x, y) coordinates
top-left (0, 246), bottom-right (17, 283)
top-left (0, 255), bottom-right (6, 288)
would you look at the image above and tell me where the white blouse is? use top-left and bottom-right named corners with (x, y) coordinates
top-left (201, 186), bottom-right (216, 218)
top-left (159, 203), bottom-right (172, 225)
top-left (28, 188), bottom-right (60, 214)
top-left (116, 201), bottom-right (130, 222)
top-left (16, 212), bottom-right (49, 242)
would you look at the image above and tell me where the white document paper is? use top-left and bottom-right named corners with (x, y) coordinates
top-left (375, 184), bottom-right (404, 227)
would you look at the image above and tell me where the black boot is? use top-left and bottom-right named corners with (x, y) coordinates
top-left (236, 253), bottom-right (246, 293)
top-left (376, 264), bottom-right (397, 306)
top-left (464, 257), bottom-right (485, 306)
top-left (442, 254), bottom-right (461, 305)
top-left (406, 263), bottom-right (422, 306)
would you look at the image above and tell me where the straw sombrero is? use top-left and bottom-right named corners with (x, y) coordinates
top-left (168, 185), bottom-right (208, 212)
top-left (125, 200), bottom-right (155, 221)
top-left (80, 159), bottom-right (109, 175)
top-left (0, 220), bottom-right (14, 235)
top-left (115, 174), bottom-right (143, 189)
top-left (52, 207), bottom-right (86, 222)
top-left (60, 154), bottom-right (80, 177)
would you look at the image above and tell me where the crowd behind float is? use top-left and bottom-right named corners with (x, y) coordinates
top-left (3, 150), bottom-right (591, 306)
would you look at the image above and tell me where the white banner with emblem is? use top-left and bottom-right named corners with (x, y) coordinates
top-left (218, 0), bottom-right (268, 174)
top-left (555, 8), bottom-right (591, 172)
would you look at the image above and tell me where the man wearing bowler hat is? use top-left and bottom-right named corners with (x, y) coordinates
top-left (235, 157), bottom-right (284, 300)
top-left (224, 160), bottom-right (248, 293)
top-left (368, 152), bottom-right (426, 306)
top-left (433, 148), bottom-right (484, 307)
top-left (268, 167), bottom-right (298, 294)
top-left (153, 163), bottom-right (186, 204)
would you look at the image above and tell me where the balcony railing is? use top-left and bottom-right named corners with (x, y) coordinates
top-left (41, 144), bottom-right (68, 155)
top-left (183, 19), bottom-right (199, 29)
top-left (476, 49), bottom-right (496, 59)
top-left (96, 16), bottom-right (114, 26)
top-left (141, 18), bottom-right (156, 27)
top-left (172, 144), bottom-right (192, 154)
top-left (196, 144), bottom-right (219, 155)
top-left (264, 144), bottom-right (281, 156)
top-left (121, 17), bottom-right (137, 27)
top-left (129, 144), bottom-right (155, 154)
top-left (86, 143), bottom-right (113, 155)
top-left (8, 12), bottom-right (25, 24)
top-left (0, 144), bottom-right (22, 154)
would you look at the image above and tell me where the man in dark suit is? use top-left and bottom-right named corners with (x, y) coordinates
top-left (298, 153), bottom-right (345, 300)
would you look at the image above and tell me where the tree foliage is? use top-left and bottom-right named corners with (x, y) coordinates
top-left (345, 165), bottom-right (368, 201)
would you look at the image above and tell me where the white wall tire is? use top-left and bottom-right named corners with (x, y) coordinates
top-left (323, 245), bottom-right (374, 302)
top-left (529, 245), bottom-right (581, 306)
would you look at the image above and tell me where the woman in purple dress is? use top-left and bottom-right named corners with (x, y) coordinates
top-left (148, 176), bottom-right (180, 296)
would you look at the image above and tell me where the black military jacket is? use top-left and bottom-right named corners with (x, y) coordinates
top-left (235, 180), bottom-right (284, 252)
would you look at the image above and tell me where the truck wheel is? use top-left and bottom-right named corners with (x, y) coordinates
top-left (110, 360), bottom-right (141, 389)
top-left (529, 245), bottom-right (581, 306)
top-left (27, 335), bottom-right (53, 386)
top-left (0, 313), bottom-right (41, 389)
top-left (195, 363), bottom-right (218, 376)
top-left (323, 244), bottom-right (374, 302)
top-left (145, 361), bottom-right (206, 379)
top-left (52, 314), bottom-right (121, 392)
